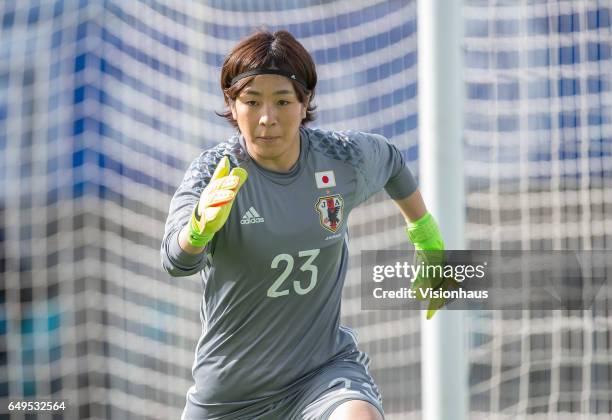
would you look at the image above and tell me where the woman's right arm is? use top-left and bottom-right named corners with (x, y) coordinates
top-left (160, 154), bottom-right (209, 277)
top-left (178, 225), bottom-right (206, 255)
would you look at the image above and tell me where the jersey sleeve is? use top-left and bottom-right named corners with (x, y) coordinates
top-left (353, 131), bottom-right (418, 205)
top-left (160, 151), bottom-right (214, 277)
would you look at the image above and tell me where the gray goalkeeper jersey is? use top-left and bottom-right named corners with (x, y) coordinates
top-left (161, 126), bottom-right (417, 416)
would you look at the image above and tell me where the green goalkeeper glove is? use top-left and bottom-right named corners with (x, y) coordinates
top-left (187, 156), bottom-right (248, 247)
top-left (406, 212), bottom-right (459, 319)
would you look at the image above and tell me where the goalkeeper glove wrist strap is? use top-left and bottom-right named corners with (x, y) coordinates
top-left (187, 217), bottom-right (214, 248)
top-left (405, 212), bottom-right (444, 250)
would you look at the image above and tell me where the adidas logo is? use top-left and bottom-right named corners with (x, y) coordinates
top-left (240, 206), bottom-right (265, 225)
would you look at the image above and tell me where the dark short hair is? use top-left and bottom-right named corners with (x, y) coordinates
top-left (218, 29), bottom-right (317, 128)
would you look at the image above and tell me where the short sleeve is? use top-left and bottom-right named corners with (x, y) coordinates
top-left (354, 132), bottom-right (418, 204)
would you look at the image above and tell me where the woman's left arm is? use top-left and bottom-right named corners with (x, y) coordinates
top-left (392, 188), bottom-right (428, 223)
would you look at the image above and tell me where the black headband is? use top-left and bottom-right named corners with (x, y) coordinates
top-left (230, 68), bottom-right (308, 89)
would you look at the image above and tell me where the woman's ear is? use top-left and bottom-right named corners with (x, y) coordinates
top-left (302, 93), bottom-right (311, 119)
top-left (230, 100), bottom-right (237, 120)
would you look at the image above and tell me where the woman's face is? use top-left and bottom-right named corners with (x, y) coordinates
top-left (230, 74), bottom-right (307, 172)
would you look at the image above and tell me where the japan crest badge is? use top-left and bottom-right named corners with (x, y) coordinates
top-left (315, 194), bottom-right (344, 233)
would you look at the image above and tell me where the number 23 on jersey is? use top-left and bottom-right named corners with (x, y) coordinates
top-left (267, 249), bottom-right (320, 298)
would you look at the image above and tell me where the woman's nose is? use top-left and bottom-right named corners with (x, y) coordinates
top-left (258, 104), bottom-right (277, 126)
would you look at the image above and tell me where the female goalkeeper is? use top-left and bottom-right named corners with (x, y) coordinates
top-left (161, 29), bottom-right (446, 420)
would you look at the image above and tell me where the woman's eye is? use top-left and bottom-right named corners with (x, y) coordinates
top-left (246, 100), bottom-right (258, 106)
top-left (278, 100), bottom-right (289, 106)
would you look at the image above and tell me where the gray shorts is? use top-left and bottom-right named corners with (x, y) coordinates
top-left (181, 348), bottom-right (385, 420)
top-left (296, 350), bottom-right (385, 420)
